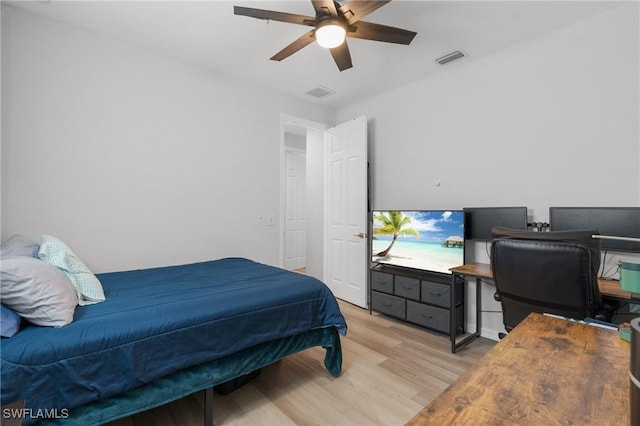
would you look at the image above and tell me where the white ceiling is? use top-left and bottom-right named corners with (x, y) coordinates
top-left (6, 1), bottom-right (625, 109)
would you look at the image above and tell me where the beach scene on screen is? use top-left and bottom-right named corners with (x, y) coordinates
top-left (372, 210), bottom-right (464, 274)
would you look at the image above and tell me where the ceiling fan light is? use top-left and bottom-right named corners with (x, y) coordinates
top-left (316, 24), bottom-right (346, 49)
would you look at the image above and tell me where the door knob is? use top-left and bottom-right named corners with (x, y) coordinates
top-left (353, 232), bottom-right (367, 239)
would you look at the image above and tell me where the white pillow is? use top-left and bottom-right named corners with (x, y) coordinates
top-left (1, 256), bottom-right (77, 327)
top-left (0, 234), bottom-right (39, 258)
top-left (38, 234), bottom-right (105, 305)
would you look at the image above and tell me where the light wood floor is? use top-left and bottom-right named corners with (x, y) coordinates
top-left (108, 300), bottom-right (495, 426)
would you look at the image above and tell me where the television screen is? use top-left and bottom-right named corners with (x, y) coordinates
top-left (463, 207), bottom-right (528, 241)
top-left (549, 207), bottom-right (640, 253)
top-left (371, 210), bottom-right (465, 274)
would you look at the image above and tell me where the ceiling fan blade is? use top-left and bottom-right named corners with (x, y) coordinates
top-left (338, 1), bottom-right (390, 25)
top-left (234, 6), bottom-right (315, 26)
top-left (270, 30), bottom-right (316, 62)
top-left (311, 0), bottom-right (338, 18)
top-left (330, 41), bottom-right (353, 71)
top-left (347, 21), bottom-right (417, 45)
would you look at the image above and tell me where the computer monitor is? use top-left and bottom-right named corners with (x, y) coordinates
top-left (549, 207), bottom-right (640, 253)
top-left (463, 207), bottom-right (528, 241)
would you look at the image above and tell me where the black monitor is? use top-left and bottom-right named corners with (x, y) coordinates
top-left (463, 207), bottom-right (528, 241)
top-left (549, 207), bottom-right (640, 253)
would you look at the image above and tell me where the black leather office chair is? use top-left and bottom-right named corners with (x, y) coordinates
top-left (490, 226), bottom-right (615, 334)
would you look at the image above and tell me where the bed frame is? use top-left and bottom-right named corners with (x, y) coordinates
top-left (41, 327), bottom-right (342, 426)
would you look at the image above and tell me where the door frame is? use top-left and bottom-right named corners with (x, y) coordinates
top-left (279, 114), bottom-right (327, 272)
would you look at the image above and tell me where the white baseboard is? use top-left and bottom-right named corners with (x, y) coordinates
top-left (481, 326), bottom-right (502, 342)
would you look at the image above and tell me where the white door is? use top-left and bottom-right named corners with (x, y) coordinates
top-left (324, 116), bottom-right (368, 308)
top-left (284, 150), bottom-right (307, 271)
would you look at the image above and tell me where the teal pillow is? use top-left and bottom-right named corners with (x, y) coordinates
top-left (38, 235), bottom-right (105, 305)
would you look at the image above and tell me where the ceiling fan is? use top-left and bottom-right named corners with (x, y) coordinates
top-left (234, 0), bottom-right (417, 72)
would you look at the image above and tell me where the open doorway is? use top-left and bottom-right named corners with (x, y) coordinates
top-left (283, 132), bottom-right (306, 273)
top-left (280, 115), bottom-right (326, 281)
top-left (280, 114), bottom-right (369, 308)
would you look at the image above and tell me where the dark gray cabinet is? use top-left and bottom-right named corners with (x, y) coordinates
top-left (370, 266), bottom-right (464, 336)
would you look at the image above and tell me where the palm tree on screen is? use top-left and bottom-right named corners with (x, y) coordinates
top-left (373, 211), bottom-right (420, 257)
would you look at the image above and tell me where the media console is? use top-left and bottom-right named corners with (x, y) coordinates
top-left (369, 264), bottom-right (464, 338)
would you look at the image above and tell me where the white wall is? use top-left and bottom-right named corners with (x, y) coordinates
top-left (1, 6), bottom-right (334, 273)
top-left (2, 3), bottom-right (639, 339)
top-left (338, 3), bottom-right (640, 338)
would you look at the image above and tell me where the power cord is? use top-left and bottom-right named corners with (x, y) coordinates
top-left (599, 250), bottom-right (622, 280)
top-left (600, 249), bottom-right (607, 278)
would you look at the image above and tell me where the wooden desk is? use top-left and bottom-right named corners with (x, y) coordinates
top-left (448, 264), bottom-right (492, 352)
top-left (450, 263), bottom-right (493, 280)
top-left (448, 262), bottom-right (633, 352)
top-left (451, 263), bottom-right (630, 299)
top-left (600, 277), bottom-right (633, 300)
top-left (407, 313), bottom-right (630, 425)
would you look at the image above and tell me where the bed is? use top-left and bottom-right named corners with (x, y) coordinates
top-left (1, 257), bottom-right (347, 425)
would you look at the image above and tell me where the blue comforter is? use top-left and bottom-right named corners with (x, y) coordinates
top-left (1, 258), bottom-right (347, 417)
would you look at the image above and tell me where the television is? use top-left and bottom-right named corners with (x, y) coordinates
top-left (463, 207), bottom-right (528, 241)
top-left (371, 210), bottom-right (465, 274)
top-left (549, 207), bottom-right (640, 253)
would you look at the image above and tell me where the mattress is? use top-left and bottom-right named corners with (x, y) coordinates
top-left (1, 257), bottom-right (347, 419)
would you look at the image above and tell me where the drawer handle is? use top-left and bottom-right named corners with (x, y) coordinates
top-left (422, 314), bottom-right (434, 319)
top-left (429, 292), bottom-right (443, 297)
top-left (402, 286), bottom-right (412, 290)
top-left (382, 302), bottom-right (393, 307)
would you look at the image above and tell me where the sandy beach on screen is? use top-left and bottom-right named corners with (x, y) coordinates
top-left (372, 240), bottom-right (463, 274)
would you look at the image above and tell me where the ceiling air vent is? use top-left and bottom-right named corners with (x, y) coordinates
top-left (435, 50), bottom-right (467, 66)
top-left (305, 85), bottom-right (335, 99)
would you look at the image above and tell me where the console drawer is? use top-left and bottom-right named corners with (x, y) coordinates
top-left (371, 271), bottom-right (394, 294)
top-left (372, 291), bottom-right (406, 319)
top-left (421, 280), bottom-right (451, 308)
top-left (406, 301), bottom-right (450, 333)
top-left (394, 276), bottom-right (420, 300)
